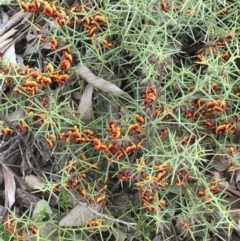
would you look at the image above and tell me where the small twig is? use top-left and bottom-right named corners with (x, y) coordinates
top-left (78, 201), bottom-right (137, 229)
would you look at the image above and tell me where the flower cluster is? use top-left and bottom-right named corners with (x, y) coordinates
top-left (86, 218), bottom-right (106, 228)
top-left (5, 215), bottom-right (38, 240)
top-left (60, 126), bottom-right (95, 144)
top-left (52, 159), bottom-right (107, 205)
top-left (13, 59), bottom-right (70, 96)
top-left (20, 0), bottom-right (112, 49)
top-left (198, 181), bottom-right (219, 203)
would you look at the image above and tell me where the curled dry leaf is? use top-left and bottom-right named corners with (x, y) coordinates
top-left (78, 83), bottom-right (94, 124)
top-left (73, 64), bottom-right (133, 100)
top-left (25, 174), bottom-right (46, 190)
top-left (2, 163), bottom-right (16, 208)
top-left (59, 202), bottom-right (102, 227)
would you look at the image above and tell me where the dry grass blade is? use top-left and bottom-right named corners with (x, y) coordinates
top-left (74, 64), bottom-right (133, 100)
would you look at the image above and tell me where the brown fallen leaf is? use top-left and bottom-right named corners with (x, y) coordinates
top-left (73, 64), bottom-right (133, 100)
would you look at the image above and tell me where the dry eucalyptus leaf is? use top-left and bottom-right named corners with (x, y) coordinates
top-left (32, 200), bottom-right (53, 220)
top-left (212, 171), bottom-right (229, 189)
top-left (0, 205), bottom-right (5, 223)
top-left (30, 201), bottom-right (57, 241)
top-left (0, 11), bottom-right (30, 35)
top-left (152, 234), bottom-right (163, 241)
top-left (25, 175), bottom-right (46, 190)
top-left (0, 10), bottom-right (9, 25)
top-left (212, 155), bottom-right (231, 171)
top-left (74, 64), bottom-right (133, 100)
top-left (2, 163), bottom-right (16, 208)
top-left (78, 83), bottom-right (94, 124)
top-left (236, 173), bottom-right (240, 183)
top-left (73, 91), bottom-right (82, 99)
top-left (0, 28), bottom-right (17, 44)
top-left (111, 228), bottom-right (127, 241)
top-left (2, 43), bottom-right (17, 65)
top-left (8, 110), bottom-right (25, 120)
top-left (0, 38), bottom-right (12, 51)
top-left (59, 202), bottom-right (102, 227)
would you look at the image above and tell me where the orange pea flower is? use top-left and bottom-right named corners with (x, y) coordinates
top-left (196, 54), bottom-right (205, 62)
top-left (143, 202), bottom-right (154, 212)
top-left (161, 0), bottom-right (167, 10)
top-left (198, 190), bottom-right (207, 197)
top-left (42, 2), bottom-right (54, 16)
top-left (24, 80), bottom-right (38, 88)
top-left (125, 144), bottom-right (137, 154)
top-left (94, 15), bottom-right (106, 22)
top-left (87, 26), bottom-right (97, 37)
top-left (136, 114), bottom-right (144, 124)
top-left (45, 133), bottom-right (55, 148)
top-left (64, 52), bottom-right (73, 62)
top-left (78, 188), bottom-right (86, 197)
top-left (102, 40), bottom-right (113, 48)
top-left (155, 163), bottom-right (169, 170)
top-left (93, 138), bottom-right (108, 151)
top-left (128, 123), bottom-right (143, 134)
top-left (222, 51), bottom-right (230, 60)
top-left (44, 63), bottom-right (54, 73)
top-left (96, 196), bottom-right (106, 204)
top-left (227, 165), bottom-right (235, 172)
top-left (60, 59), bottom-right (71, 71)
top-left (153, 170), bottom-right (166, 182)
top-left (18, 121), bottom-right (28, 132)
top-left (23, 65), bottom-right (30, 75)
top-left (179, 220), bottom-right (190, 229)
top-left (50, 38), bottom-right (58, 50)
top-left (209, 182), bottom-right (218, 193)
top-left (1, 127), bottom-right (13, 135)
top-left (28, 225), bottom-right (38, 235)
